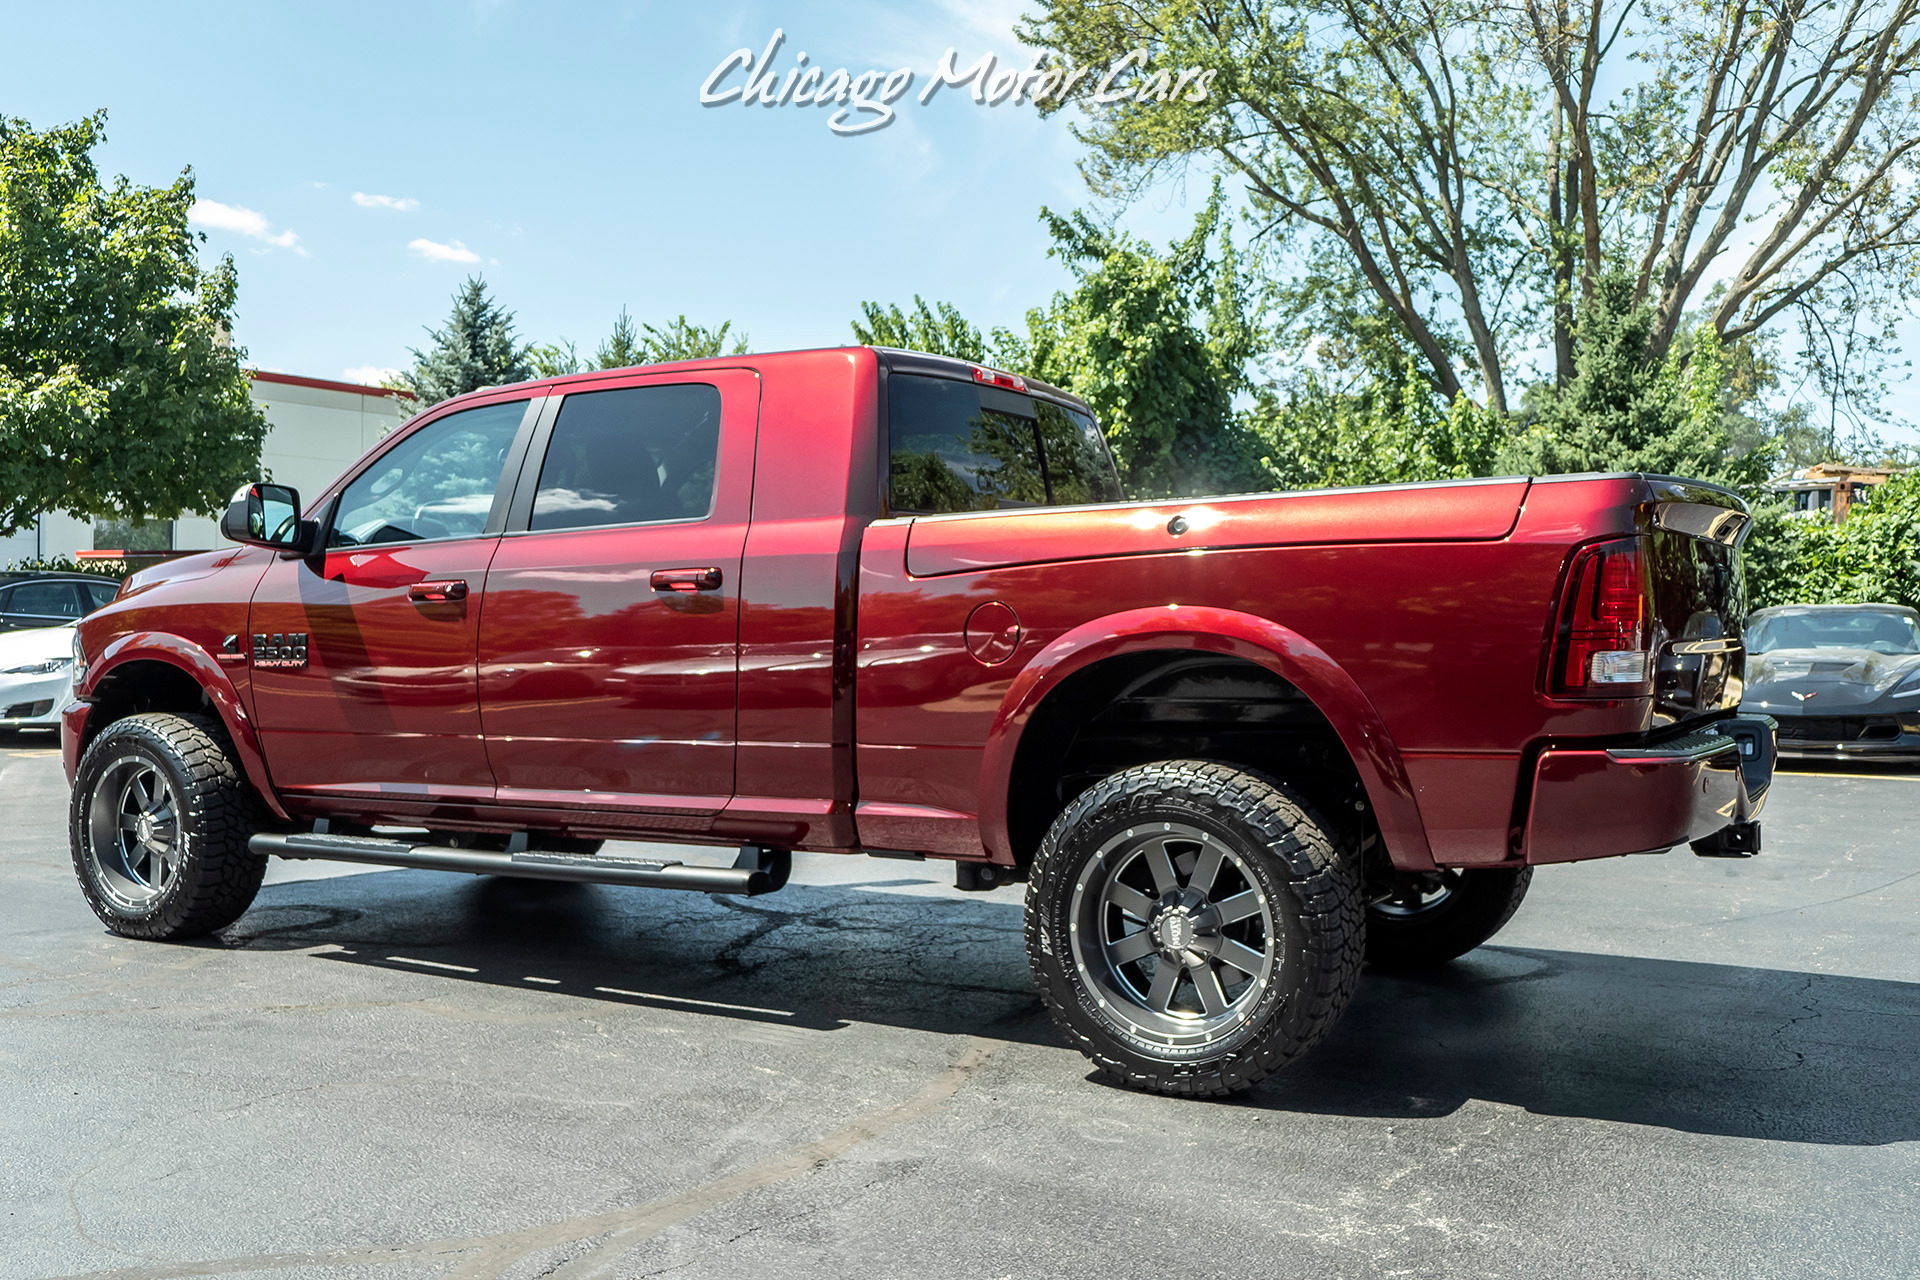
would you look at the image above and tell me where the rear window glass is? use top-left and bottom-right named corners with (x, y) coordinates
top-left (6, 582), bottom-right (82, 618)
top-left (1037, 401), bottom-right (1124, 506)
top-left (887, 373), bottom-right (1121, 514)
top-left (532, 384), bottom-right (721, 531)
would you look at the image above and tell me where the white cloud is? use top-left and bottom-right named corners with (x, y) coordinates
top-left (342, 365), bottom-right (401, 386)
top-left (353, 192), bottom-right (419, 211)
top-left (190, 199), bottom-right (305, 254)
top-left (408, 237), bottom-right (480, 264)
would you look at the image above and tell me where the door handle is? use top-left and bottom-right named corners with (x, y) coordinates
top-left (650, 567), bottom-right (724, 593)
top-left (408, 579), bottom-right (469, 602)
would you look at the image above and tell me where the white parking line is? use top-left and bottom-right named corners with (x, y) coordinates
top-left (385, 955), bottom-right (480, 973)
top-left (593, 986), bottom-right (793, 1017)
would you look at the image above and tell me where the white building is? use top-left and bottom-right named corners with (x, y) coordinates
top-left (0, 372), bottom-right (413, 565)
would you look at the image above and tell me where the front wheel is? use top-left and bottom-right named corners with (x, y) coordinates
top-left (1364, 866), bottom-right (1532, 971)
top-left (1025, 761), bottom-right (1365, 1097)
top-left (70, 712), bottom-right (268, 940)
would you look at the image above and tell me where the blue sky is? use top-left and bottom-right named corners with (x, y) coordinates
top-left (5, 0), bottom-right (1206, 384)
top-left (4, 0), bottom-right (1915, 444)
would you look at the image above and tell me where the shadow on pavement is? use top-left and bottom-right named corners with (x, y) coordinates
top-left (213, 867), bottom-right (1920, 1147)
top-left (1264, 945), bottom-right (1920, 1145)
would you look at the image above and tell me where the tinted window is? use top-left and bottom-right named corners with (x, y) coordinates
top-left (7, 582), bottom-right (82, 618)
top-left (1036, 401), bottom-right (1124, 505)
top-left (887, 374), bottom-right (1122, 514)
top-left (530, 384), bottom-right (721, 532)
top-left (888, 375), bottom-right (1047, 514)
top-left (331, 401), bottom-right (526, 546)
top-left (80, 581), bottom-right (120, 611)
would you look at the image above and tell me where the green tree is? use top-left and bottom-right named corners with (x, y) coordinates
top-left (1496, 275), bottom-right (1735, 479)
top-left (527, 340), bottom-right (582, 379)
top-left (530, 310), bottom-right (749, 378)
top-left (635, 315), bottom-right (748, 363)
top-left (1250, 366), bottom-right (1504, 490)
top-left (0, 112), bottom-right (268, 537)
top-left (1012, 191), bottom-right (1267, 497)
top-left (852, 296), bottom-right (989, 362)
top-left (596, 306), bottom-right (644, 368)
top-left (395, 276), bottom-right (535, 410)
top-left (1748, 472), bottom-right (1920, 610)
top-left (857, 196), bottom-right (1264, 498)
top-left (1021, 0), bottom-right (1920, 415)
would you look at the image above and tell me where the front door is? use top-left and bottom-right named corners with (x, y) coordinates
top-left (247, 396), bottom-right (537, 802)
top-left (477, 371), bottom-right (758, 824)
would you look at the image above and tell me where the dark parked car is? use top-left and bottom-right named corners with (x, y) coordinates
top-left (0, 573), bottom-right (122, 632)
top-left (1742, 604), bottom-right (1920, 758)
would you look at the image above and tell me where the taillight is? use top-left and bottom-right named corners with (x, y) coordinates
top-left (971, 365), bottom-right (1027, 392)
top-left (1550, 537), bottom-right (1652, 696)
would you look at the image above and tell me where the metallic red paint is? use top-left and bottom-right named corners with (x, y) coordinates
top-left (477, 368), bottom-right (761, 820)
top-left (249, 534), bottom-right (503, 800)
top-left (65, 629), bottom-right (288, 821)
top-left (62, 347), bottom-right (1762, 874)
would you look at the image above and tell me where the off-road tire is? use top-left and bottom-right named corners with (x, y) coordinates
top-left (1365, 866), bottom-right (1532, 971)
top-left (70, 712), bottom-right (268, 940)
top-left (1025, 760), bottom-right (1365, 1097)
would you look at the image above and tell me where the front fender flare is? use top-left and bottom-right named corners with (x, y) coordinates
top-left (976, 606), bottom-right (1434, 870)
top-left (83, 632), bottom-right (288, 822)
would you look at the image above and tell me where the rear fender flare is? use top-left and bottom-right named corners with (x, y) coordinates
top-left (84, 632), bottom-right (288, 822)
top-left (977, 606), bottom-right (1434, 870)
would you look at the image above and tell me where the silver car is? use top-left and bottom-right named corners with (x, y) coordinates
top-left (1741, 604), bottom-right (1920, 759)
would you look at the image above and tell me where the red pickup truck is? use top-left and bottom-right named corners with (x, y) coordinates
top-left (63, 346), bottom-right (1774, 1096)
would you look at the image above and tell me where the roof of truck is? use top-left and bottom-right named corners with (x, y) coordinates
top-left (425, 345), bottom-right (1094, 418)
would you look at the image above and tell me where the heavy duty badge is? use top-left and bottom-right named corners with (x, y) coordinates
top-left (252, 633), bottom-right (309, 668)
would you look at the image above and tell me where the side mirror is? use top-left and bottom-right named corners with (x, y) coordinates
top-left (220, 483), bottom-right (313, 553)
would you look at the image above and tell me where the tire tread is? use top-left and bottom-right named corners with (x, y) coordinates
top-left (1024, 760), bottom-right (1365, 1097)
top-left (70, 712), bottom-right (267, 940)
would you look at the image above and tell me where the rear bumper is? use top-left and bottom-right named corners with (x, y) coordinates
top-left (1523, 716), bottom-right (1775, 864)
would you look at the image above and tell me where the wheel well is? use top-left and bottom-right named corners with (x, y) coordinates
top-left (1005, 652), bottom-right (1378, 870)
top-left (82, 660), bottom-right (215, 754)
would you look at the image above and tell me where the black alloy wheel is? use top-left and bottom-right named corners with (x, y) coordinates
top-left (1026, 760), bottom-right (1365, 1097)
top-left (1364, 865), bottom-right (1532, 971)
top-left (70, 712), bottom-right (267, 940)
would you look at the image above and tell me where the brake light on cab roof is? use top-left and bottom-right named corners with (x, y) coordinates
top-left (971, 366), bottom-right (1027, 392)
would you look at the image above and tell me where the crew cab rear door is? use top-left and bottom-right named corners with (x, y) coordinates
top-left (476, 369), bottom-right (759, 823)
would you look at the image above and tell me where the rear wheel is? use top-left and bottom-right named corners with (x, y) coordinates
top-left (1364, 866), bottom-right (1532, 971)
top-left (1025, 760), bottom-right (1365, 1097)
top-left (70, 712), bottom-right (267, 940)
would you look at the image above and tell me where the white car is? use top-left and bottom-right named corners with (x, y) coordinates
top-left (0, 624), bottom-right (77, 732)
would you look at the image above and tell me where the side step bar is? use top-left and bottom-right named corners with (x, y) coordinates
top-left (247, 832), bottom-right (791, 896)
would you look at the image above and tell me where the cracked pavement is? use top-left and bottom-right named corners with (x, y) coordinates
top-left (3, 732), bottom-right (1918, 1278)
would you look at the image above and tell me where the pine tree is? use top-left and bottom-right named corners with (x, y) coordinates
top-left (594, 307), bottom-right (643, 369)
top-left (396, 276), bottom-right (535, 410)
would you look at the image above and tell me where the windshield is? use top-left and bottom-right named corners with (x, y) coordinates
top-left (1746, 610), bottom-right (1920, 655)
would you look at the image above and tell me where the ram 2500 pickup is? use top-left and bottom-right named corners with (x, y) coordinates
top-left (64, 346), bottom-right (1775, 1095)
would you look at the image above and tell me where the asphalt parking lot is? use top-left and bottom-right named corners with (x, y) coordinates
top-left (3, 732), bottom-right (1917, 1280)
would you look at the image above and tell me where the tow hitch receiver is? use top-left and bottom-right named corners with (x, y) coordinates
top-left (1691, 821), bottom-right (1761, 858)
